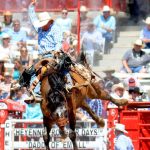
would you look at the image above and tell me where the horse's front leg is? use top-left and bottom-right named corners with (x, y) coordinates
top-left (91, 82), bottom-right (128, 106)
top-left (81, 101), bottom-right (105, 127)
top-left (67, 95), bottom-right (78, 150)
top-left (43, 117), bottom-right (52, 150)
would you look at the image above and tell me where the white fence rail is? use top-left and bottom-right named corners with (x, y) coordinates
top-left (4, 119), bottom-right (108, 150)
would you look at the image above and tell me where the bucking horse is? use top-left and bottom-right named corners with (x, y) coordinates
top-left (12, 52), bottom-right (128, 150)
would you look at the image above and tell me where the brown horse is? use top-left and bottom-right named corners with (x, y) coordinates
top-left (17, 56), bottom-right (128, 150)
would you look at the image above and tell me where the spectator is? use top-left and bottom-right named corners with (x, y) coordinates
top-left (115, 123), bottom-right (134, 150)
top-left (12, 59), bottom-right (23, 81)
top-left (81, 22), bottom-right (103, 66)
top-left (24, 103), bottom-right (43, 119)
top-left (111, 83), bottom-right (129, 99)
top-left (0, 85), bottom-right (8, 99)
top-left (121, 39), bottom-right (150, 73)
top-left (9, 19), bottom-right (27, 43)
top-left (127, 0), bottom-right (139, 23)
top-left (140, 17), bottom-right (150, 49)
top-left (94, 5), bottom-right (116, 54)
top-left (13, 88), bottom-right (27, 102)
top-left (103, 68), bottom-right (120, 92)
top-left (128, 86), bottom-right (143, 101)
top-left (55, 9), bottom-right (72, 33)
top-left (0, 72), bottom-right (13, 98)
top-left (0, 33), bottom-right (16, 61)
top-left (21, 8), bottom-right (31, 27)
top-left (108, 83), bottom-right (129, 110)
top-left (62, 31), bottom-right (78, 61)
top-left (80, 5), bottom-right (92, 37)
top-left (77, 98), bottom-right (103, 123)
top-left (19, 46), bottom-right (33, 69)
top-left (2, 11), bottom-right (13, 33)
top-left (124, 76), bottom-right (140, 89)
top-left (21, 8), bottom-right (37, 41)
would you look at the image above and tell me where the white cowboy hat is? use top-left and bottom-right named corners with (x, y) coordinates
top-left (115, 123), bottom-right (128, 133)
top-left (134, 39), bottom-right (143, 46)
top-left (103, 5), bottom-right (110, 12)
top-left (36, 12), bottom-right (52, 28)
top-left (4, 72), bottom-right (12, 77)
top-left (112, 83), bottom-right (125, 92)
top-left (80, 5), bottom-right (87, 12)
top-left (143, 17), bottom-right (150, 25)
top-left (3, 11), bottom-right (12, 16)
top-left (1, 33), bottom-right (10, 39)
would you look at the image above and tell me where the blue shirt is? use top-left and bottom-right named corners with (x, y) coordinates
top-left (140, 27), bottom-right (150, 48)
top-left (28, 5), bottom-right (62, 55)
top-left (81, 99), bottom-right (102, 118)
top-left (24, 103), bottom-right (43, 119)
top-left (9, 29), bottom-right (27, 43)
top-left (93, 15), bottom-right (116, 41)
top-left (115, 133), bottom-right (134, 150)
top-left (55, 17), bottom-right (72, 33)
top-left (82, 29), bottom-right (103, 51)
top-left (13, 69), bottom-right (20, 81)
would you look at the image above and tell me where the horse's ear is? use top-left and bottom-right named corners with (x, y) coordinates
top-left (77, 52), bottom-right (90, 69)
top-left (76, 51), bottom-right (86, 63)
top-left (80, 51), bottom-right (86, 59)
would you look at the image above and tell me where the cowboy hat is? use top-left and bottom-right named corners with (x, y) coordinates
top-left (128, 77), bottom-right (136, 87)
top-left (112, 83), bottom-right (125, 92)
top-left (134, 39), bottom-right (143, 46)
top-left (4, 72), bottom-right (12, 77)
top-left (3, 11), bottom-right (12, 16)
top-left (143, 17), bottom-right (150, 25)
top-left (103, 5), bottom-right (110, 12)
top-left (129, 87), bottom-right (143, 95)
top-left (36, 12), bottom-right (53, 28)
top-left (80, 5), bottom-right (88, 12)
top-left (1, 33), bottom-right (10, 39)
top-left (115, 123), bottom-right (128, 133)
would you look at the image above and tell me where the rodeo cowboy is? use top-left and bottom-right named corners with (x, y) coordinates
top-left (12, 0), bottom-right (73, 103)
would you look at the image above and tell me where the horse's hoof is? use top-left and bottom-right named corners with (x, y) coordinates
top-left (98, 118), bottom-right (105, 127)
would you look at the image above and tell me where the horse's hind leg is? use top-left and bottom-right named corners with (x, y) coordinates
top-left (91, 82), bottom-right (128, 106)
top-left (67, 96), bottom-right (78, 150)
top-left (81, 101), bottom-right (105, 127)
top-left (43, 117), bottom-right (52, 150)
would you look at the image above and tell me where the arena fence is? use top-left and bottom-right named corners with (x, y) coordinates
top-left (4, 119), bottom-right (108, 150)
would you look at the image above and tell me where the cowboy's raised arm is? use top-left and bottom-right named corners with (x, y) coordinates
top-left (28, 0), bottom-right (39, 32)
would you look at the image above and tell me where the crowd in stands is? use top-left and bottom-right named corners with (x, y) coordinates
top-left (0, 3), bottom-right (116, 121)
top-left (0, 1), bottom-right (149, 128)
top-left (0, 2), bottom-right (150, 149)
